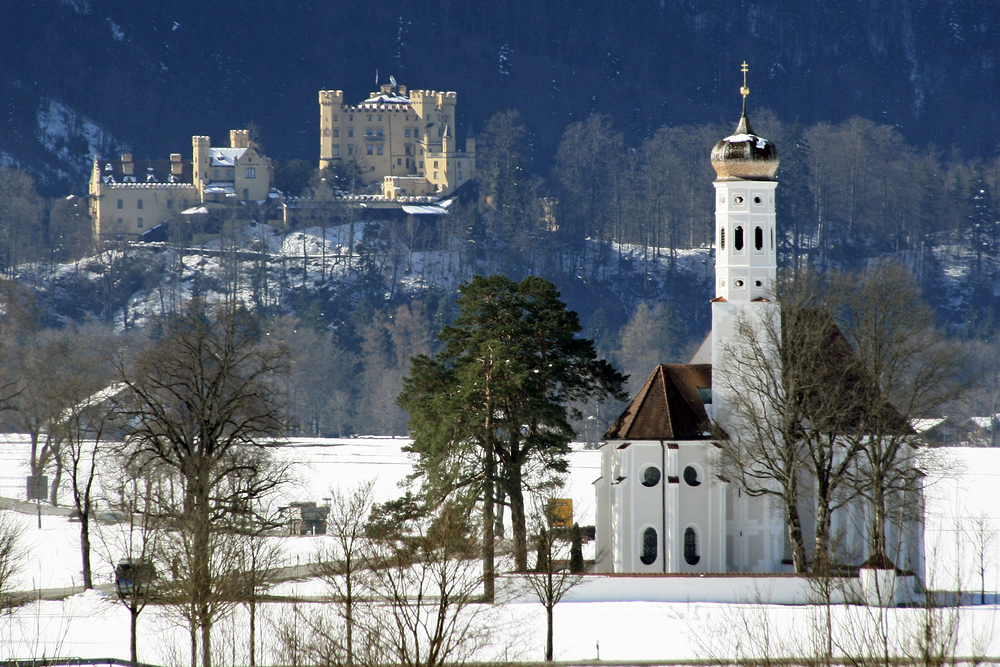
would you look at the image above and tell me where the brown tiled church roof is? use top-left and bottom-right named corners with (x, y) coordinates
top-left (604, 308), bottom-right (910, 444)
top-left (604, 364), bottom-right (713, 440)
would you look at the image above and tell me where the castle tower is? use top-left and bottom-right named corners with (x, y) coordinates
top-left (192, 135), bottom-right (210, 200)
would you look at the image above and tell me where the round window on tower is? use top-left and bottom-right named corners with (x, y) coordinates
top-left (755, 280), bottom-right (763, 288)
top-left (734, 196), bottom-right (744, 204)
top-left (641, 465), bottom-right (661, 487)
top-left (753, 196), bottom-right (761, 204)
top-left (735, 280), bottom-right (744, 288)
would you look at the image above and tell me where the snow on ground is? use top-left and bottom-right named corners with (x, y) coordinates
top-left (3, 437), bottom-right (1000, 663)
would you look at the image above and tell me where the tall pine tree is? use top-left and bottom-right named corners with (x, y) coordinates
top-left (398, 275), bottom-right (626, 596)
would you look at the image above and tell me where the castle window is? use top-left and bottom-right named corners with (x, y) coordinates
top-left (117, 199), bottom-right (123, 209)
top-left (378, 115), bottom-right (382, 121)
top-left (167, 200), bottom-right (173, 209)
top-left (348, 128), bottom-right (354, 138)
top-left (226, 169), bottom-right (233, 179)
top-left (640, 527), bottom-right (658, 565)
top-left (377, 145), bottom-right (383, 155)
top-left (405, 144), bottom-right (412, 155)
top-left (334, 115), bottom-right (338, 122)
top-left (377, 128), bottom-right (384, 137)
top-left (684, 527), bottom-right (700, 565)
top-left (434, 161), bottom-right (439, 168)
top-left (246, 167), bottom-right (256, 178)
top-left (755, 226), bottom-right (763, 251)
top-left (333, 129), bottom-right (339, 137)
top-left (405, 129), bottom-right (411, 138)
top-left (367, 115), bottom-right (372, 122)
top-left (136, 218), bottom-right (143, 228)
top-left (137, 199), bottom-right (143, 209)
top-left (213, 169), bottom-right (219, 178)
top-left (458, 161), bottom-right (462, 169)
top-left (720, 228), bottom-right (725, 249)
top-left (348, 145), bottom-right (355, 155)
top-left (458, 172), bottom-right (462, 179)
top-left (367, 145), bottom-right (373, 155)
top-left (332, 147), bottom-right (339, 156)
top-left (640, 466), bottom-right (661, 487)
top-left (349, 115), bottom-right (353, 121)
top-left (734, 226), bottom-right (744, 251)
top-left (433, 171), bottom-right (439, 179)
top-left (397, 158), bottom-right (402, 165)
top-left (683, 465), bottom-right (702, 487)
top-left (366, 129), bottom-right (373, 136)
top-left (243, 188), bottom-right (249, 200)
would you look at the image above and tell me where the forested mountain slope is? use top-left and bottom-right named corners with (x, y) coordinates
top-left (4, 0), bottom-right (999, 193)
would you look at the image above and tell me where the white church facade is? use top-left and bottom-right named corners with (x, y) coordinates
top-left (594, 70), bottom-right (924, 578)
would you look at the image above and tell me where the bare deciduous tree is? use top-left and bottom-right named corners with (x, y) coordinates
top-left (99, 461), bottom-right (164, 664)
top-left (116, 300), bottom-right (291, 667)
top-left (359, 502), bottom-right (493, 667)
top-left (54, 324), bottom-right (118, 589)
top-left (831, 262), bottom-right (967, 568)
top-left (0, 510), bottom-right (26, 609)
top-left (314, 480), bottom-right (377, 667)
top-left (523, 501), bottom-right (585, 662)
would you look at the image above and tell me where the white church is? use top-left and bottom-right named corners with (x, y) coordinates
top-left (594, 71), bottom-right (924, 578)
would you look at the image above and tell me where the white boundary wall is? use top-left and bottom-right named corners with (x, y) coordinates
top-left (504, 573), bottom-right (914, 605)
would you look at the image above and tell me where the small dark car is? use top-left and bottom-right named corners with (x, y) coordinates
top-left (115, 559), bottom-right (157, 599)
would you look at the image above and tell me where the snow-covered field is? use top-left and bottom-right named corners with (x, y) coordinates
top-left (2, 436), bottom-right (1000, 664)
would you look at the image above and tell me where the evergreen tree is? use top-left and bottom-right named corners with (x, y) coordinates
top-left (398, 275), bottom-right (626, 596)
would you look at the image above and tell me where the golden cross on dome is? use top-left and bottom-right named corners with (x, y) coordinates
top-left (740, 61), bottom-right (750, 98)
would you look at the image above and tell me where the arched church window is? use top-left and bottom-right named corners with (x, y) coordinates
top-left (640, 527), bottom-right (658, 565)
top-left (755, 226), bottom-right (764, 251)
top-left (720, 228), bottom-right (725, 250)
top-left (734, 226), bottom-right (744, 251)
top-left (641, 466), bottom-right (661, 487)
top-left (684, 527), bottom-right (700, 565)
top-left (683, 465), bottom-right (701, 486)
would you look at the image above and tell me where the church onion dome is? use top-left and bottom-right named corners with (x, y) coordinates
top-left (711, 64), bottom-right (779, 181)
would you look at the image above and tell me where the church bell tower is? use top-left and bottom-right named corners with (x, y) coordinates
top-left (710, 62), bottom-right (779, 303)
top-left (709, 63), bottom-right (781, 423)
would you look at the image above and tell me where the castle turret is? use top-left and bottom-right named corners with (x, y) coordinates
top-left (230, 129), bottom-right (250, 149)
top-left (193, 135), bottom-right (210, 199)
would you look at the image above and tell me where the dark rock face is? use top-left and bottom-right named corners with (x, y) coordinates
top-left (7, 1), bottom-right (998, 194)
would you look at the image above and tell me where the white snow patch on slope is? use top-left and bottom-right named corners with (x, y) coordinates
top-left (108, 20), bottom-right (125, 42)
top-left (36, 98), bottom-right (127, 169)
